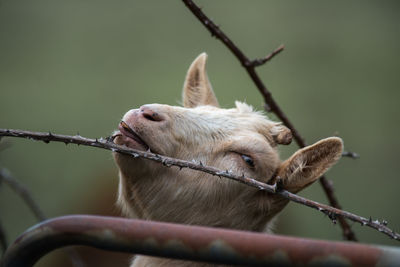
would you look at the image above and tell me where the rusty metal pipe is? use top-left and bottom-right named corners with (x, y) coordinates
top-left (1, 215), bottom-right (399, 267)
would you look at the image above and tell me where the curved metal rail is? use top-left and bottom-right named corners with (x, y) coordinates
top-left (1, 215), bottom-right (399, 266)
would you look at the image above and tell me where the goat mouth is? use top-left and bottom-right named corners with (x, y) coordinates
top-left (117, 121), bottom-right (150, 150)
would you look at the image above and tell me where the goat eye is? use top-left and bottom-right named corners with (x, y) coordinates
top-left (241, 154), bottom-right (255, 168)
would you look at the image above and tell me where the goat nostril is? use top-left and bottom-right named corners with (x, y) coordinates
top-left (141, 108), bottom-right (164, 122)
top-left (143, 112), bottom-right (157, 121)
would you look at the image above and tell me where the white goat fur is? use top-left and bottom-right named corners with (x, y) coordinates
top-left (112, 53), bottom-right (343, 267)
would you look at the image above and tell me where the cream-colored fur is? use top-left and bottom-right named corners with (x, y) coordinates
top-left (112, 53), bottom-right (343, 267)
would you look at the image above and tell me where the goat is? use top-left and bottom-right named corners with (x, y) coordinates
top-left (112, 53), bottom-right (343, 266)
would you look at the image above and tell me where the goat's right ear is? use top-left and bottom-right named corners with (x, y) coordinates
top-left (182, 53), bottom-right (219, 108)
top-left (274, 137), bottom-right (343, 193)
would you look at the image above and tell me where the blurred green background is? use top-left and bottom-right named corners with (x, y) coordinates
top-left (1, 0), bottom-right (399, 265)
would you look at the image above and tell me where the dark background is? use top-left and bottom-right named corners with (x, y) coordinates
top-left (1, 1), bottom-right (399, 266)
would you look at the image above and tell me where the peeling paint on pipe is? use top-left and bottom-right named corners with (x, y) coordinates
top-left (1, 215), bottom-right (399, 267)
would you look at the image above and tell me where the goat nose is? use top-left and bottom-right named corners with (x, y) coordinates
top-left (140, 106), bottom-right (165, 122)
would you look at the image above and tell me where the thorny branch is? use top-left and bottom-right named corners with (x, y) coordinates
top-left (0, 167), bottom-right (85, 266)
top-left (0, 128), bottom-right (398, 241)
top-left (182, 0), bottom-right (357, 241)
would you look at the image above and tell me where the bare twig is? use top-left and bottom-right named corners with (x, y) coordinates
top-left (0, 128), bottom-right (398, 241)
top-left (181, 0), bottom-right (357, 241)
top-left (0, 167), bottom-right (85, 266)
top-left (250, 44), bottom-right (285, 67)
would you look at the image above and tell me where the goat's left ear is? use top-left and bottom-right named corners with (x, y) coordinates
top-left (182, 53), bottom-right (219, 108)
top-left (274, 137), bottom-right (343, 193)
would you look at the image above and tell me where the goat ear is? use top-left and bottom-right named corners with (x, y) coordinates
top-left (270, 124), bottom-right (292, 145)
top-left (182, 53), bottom-right (219, 108)
top-left (275, 137), bottom-right (343, 193)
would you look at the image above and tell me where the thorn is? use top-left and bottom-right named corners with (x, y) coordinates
top-left (199, 161), bottom-right (203, 166)
top-left (382, 219), bottom-right (388, 226)
top-left (392, 230), bottom-right (398, 239)
top-left (369, 217), bottom-right (372, 223)
top-left (328, 212), bottom-right (337, 224)
top-left (269, 183), bottom-right (277, 193)
top-left (42, 131), bottom-right (52, 144)
top-left (162, 159), bottom-right (171, 167)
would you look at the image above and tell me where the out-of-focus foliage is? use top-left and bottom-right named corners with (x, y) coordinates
top-left (0, 0), bottom-right (399, 265)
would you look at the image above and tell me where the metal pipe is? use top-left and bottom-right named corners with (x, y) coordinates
top-left (1, 215), bottom-right (399, 267)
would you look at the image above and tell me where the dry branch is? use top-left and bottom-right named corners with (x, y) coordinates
top-left (182, 0), bottom-right (357, 241)
top-left (250, 44), bottom-right (285, 67)
top-left (0, 128), bottom-right (398, 241)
